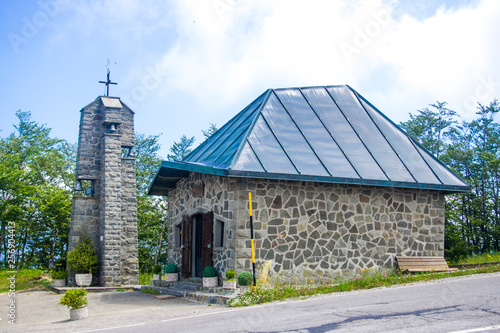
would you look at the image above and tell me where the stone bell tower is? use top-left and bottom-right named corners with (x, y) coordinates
top-left (68, 94), bottom-right (139, 287)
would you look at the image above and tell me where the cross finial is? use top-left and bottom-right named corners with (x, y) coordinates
top-left (99, 69), bottom-right (117, 97)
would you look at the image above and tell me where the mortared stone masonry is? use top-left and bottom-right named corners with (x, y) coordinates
top-left (68, 96), bottom-right (139, 287)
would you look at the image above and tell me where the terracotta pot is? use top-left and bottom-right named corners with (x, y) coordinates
top-left (75, 274), bottom-right (92, 287)
top-left (203, 277), bottom-right (218, 288)
top-left (70, 306), bottom-right (88, 320)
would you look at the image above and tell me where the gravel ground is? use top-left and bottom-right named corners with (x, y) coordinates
top-left (0, 289), bottom-right (229, 333)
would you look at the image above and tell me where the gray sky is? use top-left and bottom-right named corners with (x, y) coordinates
top-left (1, 0), bottom-right (499, 157)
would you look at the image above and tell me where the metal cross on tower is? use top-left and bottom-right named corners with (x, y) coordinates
top-left (99, 69), bottom-right (117, 97)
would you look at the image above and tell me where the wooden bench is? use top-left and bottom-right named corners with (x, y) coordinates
top-left (396, 256), bottom-right (458, 273)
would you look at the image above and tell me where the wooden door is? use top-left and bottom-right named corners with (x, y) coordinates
top-left (201, 211), bottom-right (214, 271)
top-left (181, 215), bottom-right (191, 278)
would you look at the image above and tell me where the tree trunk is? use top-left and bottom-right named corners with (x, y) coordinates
top-left (153, 218), bottom-right (168, 266)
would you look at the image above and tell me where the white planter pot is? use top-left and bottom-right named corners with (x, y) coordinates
top-left (223, 280), bottom-right (236, 289)
top-left (203, 277), bottom-right (218, 288)
top-left (70, 306), bottom-right (88, 321)
top-left (52, 279), bottom-right (66, 287)
top-left (153, 274), bottom-right (162, 281)
top-left (75, 274), bottom-right (92, 287)
top-left (165, 273), bottom-right (178, 282)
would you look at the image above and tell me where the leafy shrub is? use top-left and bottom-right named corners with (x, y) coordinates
top-left (225, 269), bottom-right (236, 280)
top-left (152, 264), bottom-right (162, 274)
top-left (237, 271), bottom-right (253, 286)
top-left (51, 270), bottom-right (68, 280)
top-left (202, 266), bottom-right (217, 278)
top-left (141, 287), bottom-right (159, 295)
top-left (444, 221), bottom-right (471, 263)
top-left (139, 272), bottom-right (153, 285)
top-left (164, 264), bottom-right (178, 274)
top-left (59, 288), bottom-right (88, 309)
top-left (67, 235), bottom-right (99, 274)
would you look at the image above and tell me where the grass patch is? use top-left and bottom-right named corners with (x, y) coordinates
top-left (141, 287), bottom-right (159, 295)
top-left (450, 252), bottom-right (500, 265)
top-left (0, 269), bottom-right (51, 294)
top-left (228, 264), bottom-right (500, 307)
top-left (139, 272), bottom-right (153, 285)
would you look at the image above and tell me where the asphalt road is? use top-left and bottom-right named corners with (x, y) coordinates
top-left (1, 272), bottom-right (499, 333)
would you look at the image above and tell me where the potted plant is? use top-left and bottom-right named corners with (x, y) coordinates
top-left (237, 271), bottom-right (253, 292)
top-left (164, 264), bottom-right (178, 282)
top-left (67, 235), bottom-right (99, 287)
top-left (152, 264), bottom-right (162, 281)
top-left (223, 269), bottom-right (236, 289)
top-left (59, 288), bottom-right (89, 320)
top-left (51, 270), bottom-right (68, 287)
top-left (202, 266), bottom-right (218, 288)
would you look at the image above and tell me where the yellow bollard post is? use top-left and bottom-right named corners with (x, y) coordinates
top-left (249, 192), bottom-right (257, 292)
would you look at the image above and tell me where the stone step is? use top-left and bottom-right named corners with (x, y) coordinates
top-left (172, 281), bottom-right (202, 291)
top-left (151, 280), bottom-right (240, 294)
top-left (52, 285), bottom-right (139, 294)
top-left (142, 285), bottom-right (240, 305)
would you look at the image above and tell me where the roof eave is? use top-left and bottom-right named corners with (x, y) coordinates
top-left (226, 170), bottom-right (470, 193)
top-left (148, 161), bottom-right (470, 195)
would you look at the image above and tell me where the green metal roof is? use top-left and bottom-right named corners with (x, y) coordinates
top-left (148, 85), bottom-right (470, 196)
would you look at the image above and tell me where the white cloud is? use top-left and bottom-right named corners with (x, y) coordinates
top-left (16, 0), bottom-right (497, 154)
top-left (152, 0), bottom-right (499, 126)
top-left (155, 1), bottom-right (387, 112)
top-left (353, 0), bottom-right (500, 120)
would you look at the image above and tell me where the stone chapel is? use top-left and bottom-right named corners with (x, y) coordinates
top-left (149, 85), bottom-right (469, 282)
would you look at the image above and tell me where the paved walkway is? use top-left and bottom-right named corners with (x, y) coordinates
top-left (0, 289), bottom-right (229, 333)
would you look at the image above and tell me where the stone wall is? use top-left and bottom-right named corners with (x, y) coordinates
top-left (75, 100), bottom-right (102, 184)
top-left (67, 196), bottom-right (99, 285)
top-left (233, 178), bottom-right (445, 281)
top-left (99, 132), bottom-right (122, 286)
top-left (168, 172), bottom-right (239, 276)
top-left (120, 157), bottom-right (139, 285)
top-left (169, 172), bottom-right (445, 282)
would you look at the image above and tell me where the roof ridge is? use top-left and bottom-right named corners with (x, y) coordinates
top-left (227, 89), bottom-right (273, 170)
top-left (183, 89), bottom-right (270, 166)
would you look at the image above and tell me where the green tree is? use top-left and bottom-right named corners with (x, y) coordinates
top-left (402, 99), bottom-right (500, 259)
top-left (202, 123), bottom-right (218, 139)
top-left (167, 135), bottom-right (195, 161)
top-left (135, 133), bottom-right (162, 195)
top-left (0, 110), bottom-right (74, 268)
top-left (466, 100), bottom-right (500, 252)
top-left (400, 101), bottom-right (456, 158)
top-left (134, 133), bottom-right (168, 272)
